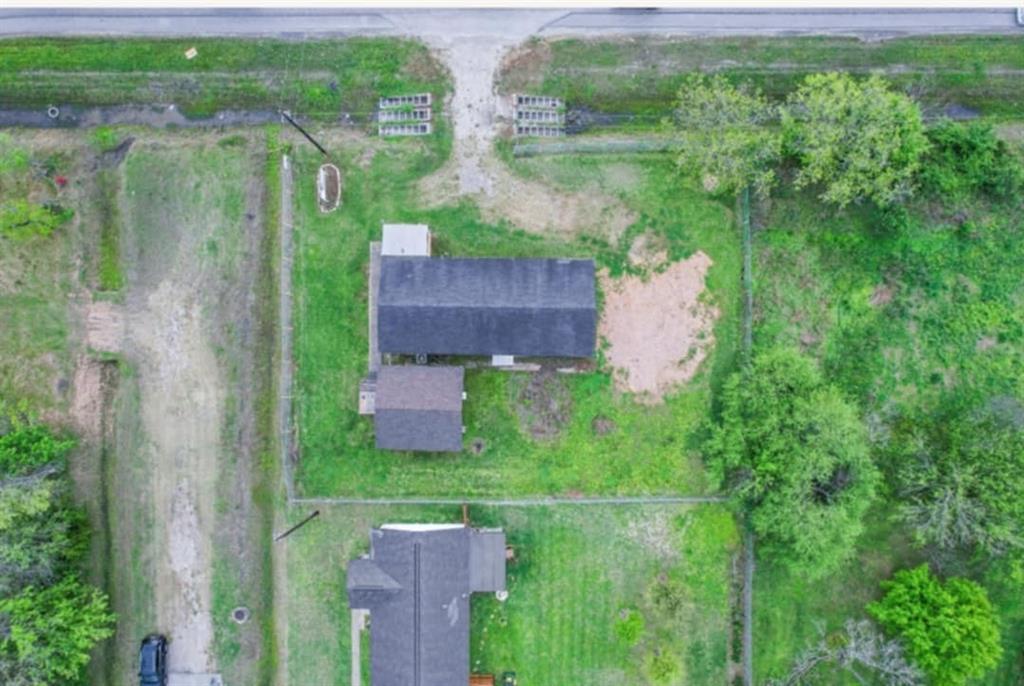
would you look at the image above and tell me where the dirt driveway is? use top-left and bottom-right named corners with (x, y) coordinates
top-left (73, 131), bottom-right (271, 684)
top-left (417, 35), bottom-right (635, 239)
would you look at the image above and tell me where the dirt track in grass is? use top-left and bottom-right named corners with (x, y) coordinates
top-left (417, 37), bottom-right (636, 240)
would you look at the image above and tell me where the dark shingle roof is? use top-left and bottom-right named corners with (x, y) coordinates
top-left (347, 525), bottom-right (507, 686)
top-left (378, 256), bottom-right (596, 357)
top-left (374, 366), bottom-right (463, 452)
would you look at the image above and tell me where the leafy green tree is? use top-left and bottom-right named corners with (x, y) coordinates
top-left (0, 575), bottom-right (115, 684)
top-left (0, 415), bottom-right (111, 684)
top-left (705, 348), bottom-right (879, 577)
top-left (669, 73), bottom-right (781, 197)
top-left (782, 73), bottom-right (929, 208)
top-left (892, 405), bottom-right (1024, 557)
top-left (869, 565), bottom-right (1001, 686)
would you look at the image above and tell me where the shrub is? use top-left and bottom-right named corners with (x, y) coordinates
top-left (919, 120), bottom-right (1024, 201)
top-left (615, 608), bottom-right (646, 646)
top-left (88, 126), bottom-right (118, 151)
top-left (0, 422), bottom-right (75, 476)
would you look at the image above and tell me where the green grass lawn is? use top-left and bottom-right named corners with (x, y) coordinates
top-left (284, 503), bottom-right (739, 686)
top-left (291, 135), bottom-right (740, 497)
top-left (500, 35), bottom-right (1024, 120)
top-left (0, 133), bottom-right (77, 411)
top-left (0, 37), bottom-right (450, 120)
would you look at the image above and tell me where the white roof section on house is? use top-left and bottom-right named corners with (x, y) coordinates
top-left (380, 523), bottom-right (465, 532)
top-left (382, 224), bottom-right (431, 256)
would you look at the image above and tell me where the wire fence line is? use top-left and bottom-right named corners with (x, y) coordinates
top-left (278, 153), bottom-right (296, 501)
top-left (740, 186), bottom-right (756, 686)
top-left (290, 495), bottom-right (729, 507)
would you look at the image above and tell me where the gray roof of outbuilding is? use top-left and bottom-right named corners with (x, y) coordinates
top-left (347, 526), bottom-right (507, 686)
top-left (378, 256), bottom-right (597, 357)
top-left (374, 366), bottom-right (463, 452)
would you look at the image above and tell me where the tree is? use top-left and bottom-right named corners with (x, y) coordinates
top-left (0, 575), bottom-right (115, 685)
top-left (669, 73), bottom-right (781, 197)
top-left (893, 406), bottom-right (1024, 557)
top-left (782, 73), bottom-right (929, 208)
top-left (868, 565), bottom-right (1002, 686)
top-left (705, 348), bottom-right (879, 577)
top-left (0, 416), bottom-right (111, 684)
top-left (769, 619), bottom-right (922, 686)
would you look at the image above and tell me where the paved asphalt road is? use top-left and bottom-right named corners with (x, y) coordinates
top-left (0, 7), bottom-right (1021, 39)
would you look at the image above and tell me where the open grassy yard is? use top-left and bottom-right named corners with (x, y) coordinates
top-left (283, 502), bottom-right (739, 686)
top-left (290, 135), bottom-right (741, 497)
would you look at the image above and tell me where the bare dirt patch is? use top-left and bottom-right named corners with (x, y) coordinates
top-left (509, 368), bottom-right (573, 441)
top-left (85, 300), bottom-right (125, 353)
top-left (600, 251), bottom-right (719, 403)
top-left (627, 231), bottom-right (669, 270)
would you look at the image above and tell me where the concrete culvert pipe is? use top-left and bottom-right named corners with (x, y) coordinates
top-left (231, 606), bottom-right (251, 624)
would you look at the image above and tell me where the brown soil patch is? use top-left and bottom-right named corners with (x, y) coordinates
top-left (509, 368), bottom-right (573, 441)
top-left (869, 283), bottom-right (894, 308)
top-left (420, 155), bottom-right (636, 240)
top-left (976, 335), bottom-right (998, 351)
top-left (591, 415), bottom-right (617, 436)
top-left (600, 251), bottom-right (719, 403)
top-left (85, 299), bottom-right (125, 353)
top-left (497, 40), bottom-right (552, 94)
top-left (627, 231), bottom-right (669, 270)
top-left (69, 354), bottom-right (105, 442)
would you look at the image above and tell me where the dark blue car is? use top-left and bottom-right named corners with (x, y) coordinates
top-left (139, 634), bottom-right (167, 686)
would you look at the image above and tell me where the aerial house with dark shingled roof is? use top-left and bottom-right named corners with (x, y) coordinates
top-left (347, 524), bottom-right (507, 686)
top-left (378, 256), bottom-right (597, 359)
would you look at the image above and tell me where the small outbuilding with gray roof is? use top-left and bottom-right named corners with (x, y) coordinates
top-left (374, 365), bottom-right (464, 452)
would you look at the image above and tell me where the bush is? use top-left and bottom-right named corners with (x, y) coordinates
top-left (869, 565), bottom-right (1002, 686)
top-left (0, 422), bottom-right (75, 476)
top-left (919, 120), bottom-right (1024, 201)
top-left (615, 608), bottom-right (646, 646)
top-left (642, 647), bottom-right (683, 686)
top-left (89, 126), bottom-right (118, 151)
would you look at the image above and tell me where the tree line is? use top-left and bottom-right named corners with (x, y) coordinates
top-left (0, 406), bottom-right (114, 684)
top-left (679, 72), bottom-right (1024, 685)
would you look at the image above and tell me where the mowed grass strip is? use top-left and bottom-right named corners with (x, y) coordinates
top-left (290, 137), bottom-right (740, 497)
top-left (0, 37), bottom-right (450, 119)
top-left (500, 35), bottom-right (1024, 119)
top-left (283, 504), bottom-right (738, 686)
